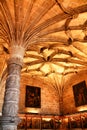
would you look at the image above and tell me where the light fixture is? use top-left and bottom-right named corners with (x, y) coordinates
top-left (77, 105), bottom-right (87, 112)
top-left (24, 108), bottom-right (40, 114)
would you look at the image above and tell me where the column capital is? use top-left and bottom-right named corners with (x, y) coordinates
top-left (7, 57), bottom-right (24, 67)
top-left (10, 45), bottom-right (25, 59)
top-left (8, 45), bottom-right (25, 67)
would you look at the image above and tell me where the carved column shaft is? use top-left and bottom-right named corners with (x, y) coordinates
top-left (0, 60), bottom-right (22, 130)
top-left (59, 96), bottom-right (63, 115)
top-left (0, 46), bottom-right (25, 130)
top-left (2, 61), bottom-right (21, 116)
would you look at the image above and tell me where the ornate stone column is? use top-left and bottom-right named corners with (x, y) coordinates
top-left (0, 46), bottom-right (25, 130)
top-left (59, 95), bottom-right (63, 116)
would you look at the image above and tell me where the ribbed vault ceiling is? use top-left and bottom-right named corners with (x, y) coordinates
top-left (0, 0), bottom-right (87, 83)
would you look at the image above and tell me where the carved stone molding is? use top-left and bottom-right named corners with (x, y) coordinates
top-left (0, 116), bottom-right (20, 130)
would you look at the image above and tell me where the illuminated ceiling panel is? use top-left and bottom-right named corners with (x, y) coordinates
top-left (0, 0), bottom-right (87, 82)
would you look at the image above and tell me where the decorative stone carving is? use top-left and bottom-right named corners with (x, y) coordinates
top-left (0, 116), bottom-right (20, 130)
top-left (2, 63), bottom-right (21, 116)
top-left (59, 95), bottom-right (63, 115)
top-left (0, 46), bottom-right (25, 130)
top-left (0, 125), bottom-right (17, 130)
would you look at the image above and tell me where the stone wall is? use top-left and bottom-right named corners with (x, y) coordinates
top-left (63, 70), bottom-right (87, 115)
top-left (0, 70), bottom-right (87, 115)
top-left (19, 75), bottom-right (60, 115)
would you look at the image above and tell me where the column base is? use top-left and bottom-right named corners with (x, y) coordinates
top-left (0, 125), bottom-right (17, 130)
top-left (0, 116), bottom-right (20, 130)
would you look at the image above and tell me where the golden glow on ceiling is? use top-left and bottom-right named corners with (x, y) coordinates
top-left (0, 0), bottom-right (87, 81)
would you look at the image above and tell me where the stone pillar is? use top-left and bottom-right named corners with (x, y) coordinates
top-left (0, 46), bottom-right (25, 130)
top-left (59, 95), bottom-right (63, 116)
